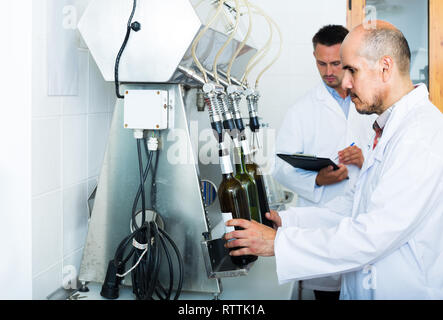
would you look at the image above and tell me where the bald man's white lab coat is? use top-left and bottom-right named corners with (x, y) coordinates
top-left (273, 82), bottom-right (376, 292)
top-left (274, 85), bottom-right (443, 299)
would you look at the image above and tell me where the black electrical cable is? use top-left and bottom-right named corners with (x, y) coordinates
top-left (150, 136), bottom-right (160, 212)
top-left (136, 139), bottom-right (147, 223)
top-left (112, 217), bottom-right (184, 300)
top-left (104, 136), bottom-right (184, 301)
top-left (130, 138), bottom-right (153, 231)
top-left (156, 235), bottom-right (173, 300)
top-left (114, 0), bottom-right (138, 99)
top-left (159, 227), bottom-right (184, 300)
top-left (131, 138), bottom-right (153, 231)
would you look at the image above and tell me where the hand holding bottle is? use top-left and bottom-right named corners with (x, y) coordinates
top-left (224, 218), bottom-right (277, 257)
top-left (265, 210), bottom-right (282, 229)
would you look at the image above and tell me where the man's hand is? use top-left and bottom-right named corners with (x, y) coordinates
top-left (224, 218), bottom-right (277, 257)
top-left (338, 145), bottom-right (364, 169)
top-left (265, 210), bottom-right (282, 229)
top-left (315, 164), bottom-right (348, 186)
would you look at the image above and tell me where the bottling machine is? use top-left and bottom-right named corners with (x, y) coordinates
top-left (77, 0), bottom-right (293, 299)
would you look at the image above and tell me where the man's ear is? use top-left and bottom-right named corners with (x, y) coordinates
top-left (380, 55), bottom-right (394, 82)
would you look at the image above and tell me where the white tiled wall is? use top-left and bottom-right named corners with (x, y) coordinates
top-left (29, 0), bottom-right (346, 299)
top-left (0, 0), bottom-right (33, 299)
top-left (31, 0), bottom-right (115, 299)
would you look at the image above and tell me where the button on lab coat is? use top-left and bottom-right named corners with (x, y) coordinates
top-left (272, 82), bottom-right (376, 291)
top-left (274, 84), bottom-right (443, 299)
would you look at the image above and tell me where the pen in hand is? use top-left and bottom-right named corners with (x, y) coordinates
top-left (338, 142), bottom-right (355, 180)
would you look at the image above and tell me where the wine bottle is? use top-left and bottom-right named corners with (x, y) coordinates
top-left (233, 146), bottom-right (261, 223)
top-left (218, 144), bottom-right (257, 266)
top-left (242, 139), bottom-right (273, 228)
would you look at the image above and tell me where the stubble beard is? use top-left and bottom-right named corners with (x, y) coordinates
top-left (355, 94), bottom-right (384, 115)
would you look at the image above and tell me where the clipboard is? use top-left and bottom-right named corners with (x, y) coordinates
top-left (277, 153), bottom-right (339, 172)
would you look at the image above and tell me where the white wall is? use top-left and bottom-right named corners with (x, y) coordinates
top-left (31, 0), bottom-right (115, 299)
top-left (0, 0), bottom-right (33, 300)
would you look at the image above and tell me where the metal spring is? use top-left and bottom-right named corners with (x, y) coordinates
top-left (211, 95), bottom-right (222, 116)
top-left (204, 93), bottom-right (222, 122)
top-left (217, 94), bottom-right (232, 118)
top-left (246, 95), bottom-right (256, 114)
top-left (227, 93), bottom-right (240, 115)
top-left (204, 97), bottom-right (213, 115)
top-left (253, 96), bottom-right (260, 114)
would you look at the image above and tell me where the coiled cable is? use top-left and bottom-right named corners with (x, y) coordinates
top-left (103, 137), bottom-right (184, 300)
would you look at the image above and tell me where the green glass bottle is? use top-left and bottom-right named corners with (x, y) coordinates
top-left (241, 139), bottom-right (273, 228)
top-left (233, 146), bottom-right (261, 224)
top-left (218, 145), bottom-right (257, 266)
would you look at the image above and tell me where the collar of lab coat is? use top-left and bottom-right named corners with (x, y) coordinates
top-left (316, 82), bottom-right (349, 119)
top-left (362, 83), bottom-right (429, 168)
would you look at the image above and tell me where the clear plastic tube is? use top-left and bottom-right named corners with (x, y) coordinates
top-left (191, 0), bottom-right (225, 83)
top-left (254, 12), bottom-right (283, 89)
top-left (226, 0), bottom-right (252, 84)
top-left (241, 5), bottom-right (273, 85)
top-left (213, 0), bottom-right (240, 84)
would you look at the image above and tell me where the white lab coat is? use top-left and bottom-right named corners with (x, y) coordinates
top-left (274, 84), bottom-right (443, 299)
top-left (272, 82), bottom-right (376, 291)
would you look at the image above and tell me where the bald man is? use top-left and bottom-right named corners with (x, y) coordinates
top-left (225, 21), bottom-right (443, 299)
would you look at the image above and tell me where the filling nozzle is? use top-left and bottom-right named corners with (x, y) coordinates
top-left (227, 85), bottom-right (245, 135)
top-left (245, 88), bottom-right (261, 133)
top-left (203, 83), bottom-right (224, 143)
top-left (216, 90), bottom-right (240, 148)
top-left (245, 88), bottom-right (262, 151)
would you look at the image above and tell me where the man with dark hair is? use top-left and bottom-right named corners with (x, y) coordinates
top-left (271, 25), bottom-right (376, 300)
top-left (226, 21), bottom-right (443, 300)
top-left (312, 24), bottom-right (350, 49)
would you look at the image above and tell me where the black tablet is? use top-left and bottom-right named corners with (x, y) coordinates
top-left (277, 153), bottom-right (339, 172)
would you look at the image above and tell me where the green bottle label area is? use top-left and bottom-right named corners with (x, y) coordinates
top-left (219, 154), bottom-right (233, 174)
top-left (241, 139), bottom-right (251, 156)
top-left (217, 171), bottom-right (258, 267)
top-left (221, 212), bottom-right (235, 234)
top-left (221, 212), bottom-right (236, 243)
top-left (234, 147), bottom-right (262, 224)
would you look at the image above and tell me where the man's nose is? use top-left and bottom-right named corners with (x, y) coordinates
top-left (326, 64), bottom-right (333, 75)
top-left (342, 71), bottom-right (353, 90)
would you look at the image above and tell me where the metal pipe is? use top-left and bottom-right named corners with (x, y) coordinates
top-left (218, 70), bottom-right (247, 89)
top-left (205, 69), bottom-right (230, 88)
top-left (178, 65), bottom-right (247, 91)
top-left (177, 65), bottom-right (206, 85)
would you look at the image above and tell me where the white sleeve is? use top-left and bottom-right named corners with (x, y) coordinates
top-left (279, 206), bottom-right (345, 229)
top-left (272, 105), bottom-right (324, 204)
top-left (274, 134), bottom-right (443, 284)
top-left (278, 187), bottom-right (354, 229)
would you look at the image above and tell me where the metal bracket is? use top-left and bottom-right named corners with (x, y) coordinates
top-left (201, 238), bottom-right (253, 279)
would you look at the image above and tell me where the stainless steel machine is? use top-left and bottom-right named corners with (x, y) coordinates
top-left (77, 0), bottom-right (293, 299)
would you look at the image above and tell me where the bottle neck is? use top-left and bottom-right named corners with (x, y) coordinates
top-left (240, 138), bottom-right (254, 165)
top-left (222, 172), bottom-right (234, 180)
top-left (219, 144), bottom-right (234, 175)
top-left (234, 147), bottom-right (247, 174)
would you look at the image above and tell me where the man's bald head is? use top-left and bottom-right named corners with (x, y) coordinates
top-left (340, 21), bottom-right (414, 115)
top-left (350, 20), bottom-right (411, 75)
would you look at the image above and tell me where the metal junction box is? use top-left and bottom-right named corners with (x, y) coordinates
top-left (124, 89), bottom-right (169, 130)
